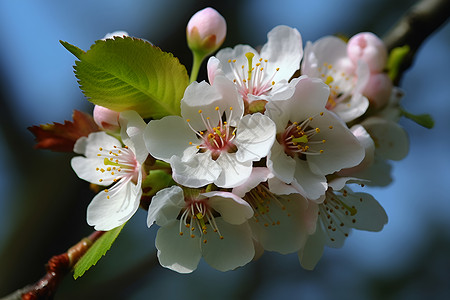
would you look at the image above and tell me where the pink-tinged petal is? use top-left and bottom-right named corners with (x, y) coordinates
top-left (171, 152), bottom-right (221, 188)
top-left (307, 111), bottom-right (365, 174)
top-left (298, 224), bottom-right (326, 270)
top-left (292, 159), bottom-right (327, 200)
top-left (202, 191), bottom-right (253, 225)
top-left (155, 220), bottom-right (202, 274)
top-left (201, 219), bottom-right (254, 271)
top-left (363, 73), bottom-right (393, 110)
top-left (87, 177), bottom-right (142, 231)
top-left (234, 113), bottom-right (276, 162)
top-left (362, 117), bottom-right (409, 161)
top-left (119, 110), bottom-right (148, 163)
top-left (206, 56), bottom-right (224, 84)
top-left (285, 76), bottom-right (330, 122)
top-left (214, 152), bottom-right (252, 188)
top-left (147, 186), bottom-right (185, 227)
top-left (260, 25), bottom-right (303, 82)
top-left (302, 36), bottom-right (347, 76)
top-left (232, 167), bottom-right (272, 197)
top-left (71, 157), bottom-right (115, 186)
top-left (74, 131), bottom-right (121, 157)
top-left (144, 116), bottom-right (197, 162)
top-left (267, 141), bottom-right (296, 184)
top-left (249, 194), bottom-right (309, 254)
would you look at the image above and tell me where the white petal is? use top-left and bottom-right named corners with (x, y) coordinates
top-left (201, 219), bottom-right (254, 271)
top-left (298, 226), bottom-right (326, 270)
top-left (75, 131), bottom-right (121, 157)
top-left (260, 25), bottom-right (303, 83)
top-left (267, 141), bottom-right (296, 184)
top-left (170, 152), bottom-right (221, 188)
top-left (202, 191), bottom-right (253, 224)
top-left (155, 220), bottom-right (202, 274)
top-left (144, 116), bottom-right (197, 162)
top-left (292, 159), bottom-right (327, 200)
top-left (216, 44), bottom-right (259, 80)
top-left (235, 113), bottom-right (276, 162)
top-left (249, 194), bottom-right (309, 254)
top-left (214, 152), bottom-right (252, 188)
top-left (211, 75), bottom-right (244, 126)
top-left (307, 111), bottom-right (365, 174)
top-left (232, 167), bottom-right (272, 197)
top-left (333, 93), bottom-right (369, 122)
top-left (87, 177), bottom-right (142, 231)
top-left (119, 110), bottom-right (148, 163)
top-left (180, 81), bottom-right (223, 130)
top-left (71, 157), bottom-right (115, 186)
top-left (362, 117), bottom-right (409, 161)
top-left (348, 191), bottom-right (388, 231)
top-left (301, 36), bottom-right (347, 76)
top-left (147, 186), bottom-right (185, 227)
top-left (286, 76), bottom-right (330, 124)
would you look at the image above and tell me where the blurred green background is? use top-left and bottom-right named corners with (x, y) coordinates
top-left (0, 0), bottom-right (449, 299)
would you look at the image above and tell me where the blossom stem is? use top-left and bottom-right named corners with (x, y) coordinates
top-left (189, 51), bottom-right (206, 83)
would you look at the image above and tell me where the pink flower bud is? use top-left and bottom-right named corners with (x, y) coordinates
top-left (363, 73), bottom-right (393, 110)
top-left (93, 105), bottom-right (120, 132)
top-left (187, 7), bottom-right (226, 55)
top-left (347, 32), bottom-right (387, 72)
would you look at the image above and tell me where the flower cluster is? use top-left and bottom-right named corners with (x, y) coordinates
top-left (33, 7), bottom-right (414, 274)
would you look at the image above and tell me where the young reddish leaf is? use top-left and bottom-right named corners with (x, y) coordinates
top-left (28, 110), bottom-right (99, 152)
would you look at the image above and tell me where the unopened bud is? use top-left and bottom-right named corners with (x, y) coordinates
top-left (347, 32), bottom-right (387, 73)
top-left (93, 105), bottom-right (120, 132)
top-left (363, 73), bottom-right (393, 110)
top-left (187, 7), bottom-right (226, 55)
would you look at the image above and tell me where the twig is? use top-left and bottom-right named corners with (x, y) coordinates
top-left (1, 231), bottom-right (104, 300)
top-left (382, 0), bottom-right (450, 84)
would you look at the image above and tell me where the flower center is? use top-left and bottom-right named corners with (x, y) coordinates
top-left (228, 52), bottom-right (280, 101)
top-left (318, 62), bottom-right (355, 110)
top-left (179, 197), bottom-right (224, 244)
top-left (95, 145), bottom-right (139, 199)
top-left (277, 113), bottom-right (326, 159)
top-left (187, 106), bottom-right (237, 160)
top-left (317, 188), bottom-right (359, 242)
top-left (244, 183), bottom-right (290, 227)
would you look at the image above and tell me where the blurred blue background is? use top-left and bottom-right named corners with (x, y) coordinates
top-left (0, 0), bottom-right (449, 299)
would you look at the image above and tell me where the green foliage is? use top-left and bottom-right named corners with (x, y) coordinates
top-left (61, 37), bottom-right (189, 119)
top-left (142, 168), bottom-right (176, 198)
top-left (73, 223), bottom-right (126, 279)
top-left (387, 45), bottom-right (410, 82)
top-left (401, 108), bottom-right (434, 129)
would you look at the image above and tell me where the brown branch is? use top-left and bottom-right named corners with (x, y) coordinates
top-left (1, 231), bottom-right (104, 300)
top-left (382, 0), bottom-right (450, 84)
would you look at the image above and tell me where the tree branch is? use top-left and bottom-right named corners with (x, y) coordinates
top-left (383, 0), bottom-right (450, 84)
top-left (1, 231), bottom-right (104, 300)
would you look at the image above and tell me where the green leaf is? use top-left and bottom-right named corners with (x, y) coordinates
top-left (73, 223), bottom-right (126, 279)
top-left (400, 108), bottom-right (434, 129)
top-left (60, 40), bottom-right (86, 59)
top-left (387, 45), bottom-right (410, 82)
top-left (70, 37), bottom-right (189, 119)
top-left (142, 168), bottom-right (176, 198)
